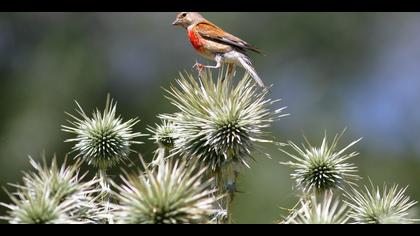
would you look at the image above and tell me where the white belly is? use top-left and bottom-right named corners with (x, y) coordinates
top-left (220, 51), bottom-right (244, 65)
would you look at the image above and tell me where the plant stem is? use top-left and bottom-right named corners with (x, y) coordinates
top-left (215, 161), bottom-right (238, 224)
top-left (226, 191), bottom-right (235, 224)
top-left (151, 147), bottom-right (166, 168)
top-left (99, 168), bottom-right (112, 224)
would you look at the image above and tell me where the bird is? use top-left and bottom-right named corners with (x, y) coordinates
top-left (172, 12), bottom-right (266, 88)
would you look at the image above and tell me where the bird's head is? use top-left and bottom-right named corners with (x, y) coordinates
top-left (172, 12), bottom-right (204, 28)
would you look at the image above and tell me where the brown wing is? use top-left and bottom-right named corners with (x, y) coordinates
top-left (195, 21), bottom-right (262, 54)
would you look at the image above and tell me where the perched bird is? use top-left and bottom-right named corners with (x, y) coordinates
top-left (172, 12), bottom-right (266, 88)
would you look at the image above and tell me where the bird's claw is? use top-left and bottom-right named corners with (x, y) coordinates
top-left (192, 61), bottom-right (205, 73)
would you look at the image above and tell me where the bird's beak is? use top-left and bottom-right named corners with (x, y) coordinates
top-left (172, 19), bottom-right (180, 26)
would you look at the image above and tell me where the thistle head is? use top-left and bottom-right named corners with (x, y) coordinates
top-left (280, 130), bottom-right (361, 193)
top-left (113, 159), bottom-right (220, 224)
top-left (162, 69), bottom-right (286, 171)
top-left (345, 183), bottom-right (418, 224)
top-left (147, 119), bottom-right (178, 167)
top-left (148, 119), bottom-right (177, 151)
top-left (23, 157), bottom-right (97, 202)
top-left (1, 186), bottom-right (80, 224)
top-left (62, 95), bottom-right (145, 170)
top-left (1, 157), bottom-right (100, 224)
top-left (284, 192), bottom-right (349, 224)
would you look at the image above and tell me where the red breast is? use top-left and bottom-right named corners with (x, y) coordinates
top-left (188, 27), bottom-right (204, 52)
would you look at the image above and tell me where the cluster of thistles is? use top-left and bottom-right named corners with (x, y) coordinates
top-left (1, 68), bottom-right (417, 224)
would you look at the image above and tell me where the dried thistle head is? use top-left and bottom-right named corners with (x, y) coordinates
top-left (345, 182), bottom-right (418, 224)
top-left (162, 69), bottom-right (286, 171)
top-left (62, 95), bottom-right (145, 170)
top-left (1, 157), bottom-right (100, 224)
top-left (280, 130), bottom-right (361, 193)
top-left (284, 192), bottom-right (349, 224)
top-left (112, 159), bottom-right (220, 224)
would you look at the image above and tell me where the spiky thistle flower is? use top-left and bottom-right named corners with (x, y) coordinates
top-left (112, 159), bottom-right (220, 224)
top-left (22, 157), bottom-right (97, 202)
top-left (147, 119), bottom-right (177, 167)
top-left (280, 131), bottom-right (361, 193)
top-left (162, 69), bottom-right (286, 171)
top-left (284, 192), bottom-right (349, 224)
top-left (148, 119), bottom-right (177, 150)
top-left (62, 95), bottom-right (145, 170)
top-left (1, 185), bottom-right (81, 224)
top-left (25, 157), bottom-right (101, 223)
top-left (1, 157), bottom-right (100, 224)
top-left (345, 183), bottom-right (418, 224)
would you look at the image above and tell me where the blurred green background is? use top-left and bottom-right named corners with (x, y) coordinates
top-left (1, 12), bottom-right (420, 223)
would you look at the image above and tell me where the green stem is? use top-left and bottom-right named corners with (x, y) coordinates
top-left (226, 191), bottom-right (235, 224)
top-left (215, 161), bottom-right (238, 224)
top-left (151, 147), bottom-right (167, 168)
top-left (99, 168), bottom-right (112, 224)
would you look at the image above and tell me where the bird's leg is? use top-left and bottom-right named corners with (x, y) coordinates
top-left (192, 60), bottom-right (205, 73)
top-left (202, 58), bottom-right (222, 69)
top-left (193, 57), bottom-right (222, 75)
top-left (199, 55), bottom-right (222, 69)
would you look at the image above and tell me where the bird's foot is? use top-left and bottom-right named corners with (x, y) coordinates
top-left (192, 61), bottom-right (205, 73)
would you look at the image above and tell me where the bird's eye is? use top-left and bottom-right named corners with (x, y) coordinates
top-left (181, 13), bottom-right (187, 18)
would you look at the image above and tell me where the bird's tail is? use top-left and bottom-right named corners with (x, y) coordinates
top-left (237, 55), bottom-right (266, 88)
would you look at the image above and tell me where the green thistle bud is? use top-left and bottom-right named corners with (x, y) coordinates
top-left (345, 183), bottom-right (418, 224)
top-left (280, 130), bottom-right (361, 193)
top-left (1, 157), bottom-right (100, 224)
top-left (148, 119), bottom-right (176, 150)
top-left (147, 119), bottom-right (177, 167)
top-left (1, 186), bottom-right (80, 224)
top-left (62, 95), bottom-right (145, 170)
top-left (162, 69), bottom-right (286, 171)
top-left (113, 160), bottom-right (220, 224)
top-left (284, 192), bottom-right (349, 224)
